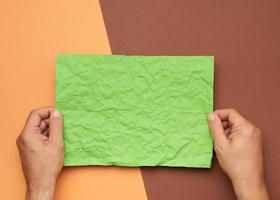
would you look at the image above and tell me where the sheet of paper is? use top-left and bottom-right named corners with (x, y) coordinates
top-left (56, 55), bottom-right (214, 167)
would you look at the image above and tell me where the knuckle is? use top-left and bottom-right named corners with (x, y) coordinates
top-left (253, 126), bottom-right (262, 135)
top-left (16, 136), bottom-right (21, 146)
top-left (247, 125), bottom-right (254, 134)
top-left (245, 124), bottom-right (260, 136)
top-left (19, 134), bottom-right (29, 144)
top-left (29, 109), bottom-right (37, 116)
top-left (29, 107), bottom-right (43, 116)
top-left (229, 108), bottom-right (237, 113)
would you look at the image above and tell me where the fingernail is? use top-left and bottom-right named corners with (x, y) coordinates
top-left (208, 113), bottom-right (215, 121)
top-left (54, 110), bottom-right (61, 118)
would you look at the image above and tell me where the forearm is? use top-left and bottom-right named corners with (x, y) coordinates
top-left (232, 177), bottom-right (269, 200)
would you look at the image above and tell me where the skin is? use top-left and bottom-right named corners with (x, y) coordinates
top-left (17, 107), bottom-right (269, 200)
top-left (208, 109), bottom-right (269, 200)
top-left (17, 107), bottom-right (64, 200)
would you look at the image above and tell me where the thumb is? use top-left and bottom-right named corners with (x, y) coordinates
top-left (208, 112), bottom-right (228, 146)
top-left (49, 110), bottom-right (63, 143)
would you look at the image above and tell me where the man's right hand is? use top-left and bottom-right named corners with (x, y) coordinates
top-left (208, 109), bottom-right (269, 200)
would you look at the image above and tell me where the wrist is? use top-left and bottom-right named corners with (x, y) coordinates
top-left (26, 189), bottom-right (55, 200)
top-left (232, 176), bottom-right (269, 200)
top-left (26, 178), bottom-right (56, 200)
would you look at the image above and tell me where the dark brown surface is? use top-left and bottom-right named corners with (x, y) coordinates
top-left (100, 0), bottom-right (280, 199)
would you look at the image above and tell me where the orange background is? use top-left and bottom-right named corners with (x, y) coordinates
top-left (0, 0), bottom-right (147, 199)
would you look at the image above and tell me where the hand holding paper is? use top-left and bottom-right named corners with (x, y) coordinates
top-left (17, 107), bottom-right (64, 200)
top-left (16, 107), bottom-right (269, 199)
top-left (208, 109), bottom-right (269, 200)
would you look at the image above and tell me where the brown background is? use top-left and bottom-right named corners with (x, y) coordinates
top-left (100, 0), bottom-right (280, 199)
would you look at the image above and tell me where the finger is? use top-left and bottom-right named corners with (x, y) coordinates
top-left (222, 121), bottom-right (229, 129)
top-left (208, 112), bottom-right (229, 146)
top-left (42, 129), bottom-right (49, 137)
top-left (225, 128), bottom-right (231, 137)
top-left (214, 109), bottom-right (246, 126)
top-left (23, 107), bottom-right (54, 131)
top-left (49, 110), bottom-right (63, 144)
top-left (40, 119), bottom-right (49, 132)
top-left (45, 118), bottom-right (50, 124)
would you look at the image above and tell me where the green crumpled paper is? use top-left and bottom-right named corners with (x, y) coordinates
top-left (56, 55), bottom-right (214, 168)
